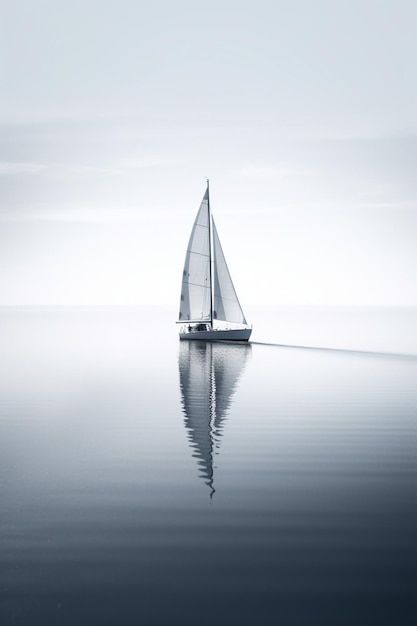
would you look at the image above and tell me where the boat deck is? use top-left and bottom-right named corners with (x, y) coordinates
top-left (179, 328), bottom-right (252, 342)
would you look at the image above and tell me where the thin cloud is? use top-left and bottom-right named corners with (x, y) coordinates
top-left (236, 164), bottom-right (301, 180)
top-left (0, 162), bottom-right (49, 175)
top-left (0, 203), bottom-right (179, 223)
top-left (0, 157), bottom-right (173, 177)
top-left (0, 206), bottom-right (140, 223)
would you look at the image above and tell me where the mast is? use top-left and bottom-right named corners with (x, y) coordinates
top-left (207, 178), bottom-right (214, 328)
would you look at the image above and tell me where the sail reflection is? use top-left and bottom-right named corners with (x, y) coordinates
top-left (178, 341), bottom-right (251, 496)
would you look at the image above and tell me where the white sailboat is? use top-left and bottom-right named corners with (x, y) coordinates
top-left (177, 181), bottom-right (252, 342)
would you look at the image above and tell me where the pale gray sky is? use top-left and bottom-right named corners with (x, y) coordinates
top-left (1, 0), bottom-right (416, 307)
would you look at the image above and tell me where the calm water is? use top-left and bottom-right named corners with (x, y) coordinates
top-left (1, 307), bottom-right (416, 625)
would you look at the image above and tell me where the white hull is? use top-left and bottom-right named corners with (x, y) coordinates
top-left (179, 328), bottom-right (252, 342)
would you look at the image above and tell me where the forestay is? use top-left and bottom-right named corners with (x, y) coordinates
top-left (212, 221), bottom-right (247, 325)
top-left (178, 190), bottom-right (211, 321)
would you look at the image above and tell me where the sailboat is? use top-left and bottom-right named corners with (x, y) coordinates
top-left (177, 181), bottom-right (252, 341)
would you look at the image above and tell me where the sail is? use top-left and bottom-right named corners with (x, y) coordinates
top-left (212, 220), bottom-right (247, 324)
top-left (178, 190), bottom-right (211, 321)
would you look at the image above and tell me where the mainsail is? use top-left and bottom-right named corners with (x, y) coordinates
top-left (178, 190), bottom-right (211, 322)
top-left (212, 221), bottom-right (247, 325)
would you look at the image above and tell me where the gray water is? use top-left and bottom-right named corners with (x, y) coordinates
top-left (1, 307), bottom-right (416, 625)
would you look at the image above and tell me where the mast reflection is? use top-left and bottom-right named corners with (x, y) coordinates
top-left (178, 340), bottom-right (251, 497)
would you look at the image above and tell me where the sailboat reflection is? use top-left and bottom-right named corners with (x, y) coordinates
top-left (178, 340), bottom-right (251, 497)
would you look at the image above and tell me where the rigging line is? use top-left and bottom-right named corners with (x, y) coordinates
top-left (185, 250), bottom-right (210, 258)
top-left (214, 294), bottom-right (242, 301)
top-left (175, 317), bottom-right (210, 324)
top-left (182, 281), bottom-right (211, 288)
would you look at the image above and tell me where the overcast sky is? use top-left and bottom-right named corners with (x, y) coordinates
top-left (1, 0), bottom-right (416, 308)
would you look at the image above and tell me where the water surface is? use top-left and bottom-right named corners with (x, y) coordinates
top-left (1, 307), bottom-right (416, 625)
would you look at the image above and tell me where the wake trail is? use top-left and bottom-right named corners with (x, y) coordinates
top-left (250, 341), bottom-right (417, 360)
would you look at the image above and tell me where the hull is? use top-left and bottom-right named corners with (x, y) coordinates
top-left (179, 328), bottom-right (252, 342)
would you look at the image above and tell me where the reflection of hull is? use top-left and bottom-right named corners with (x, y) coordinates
top-left (179, 328), bottom-right (252, 342)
